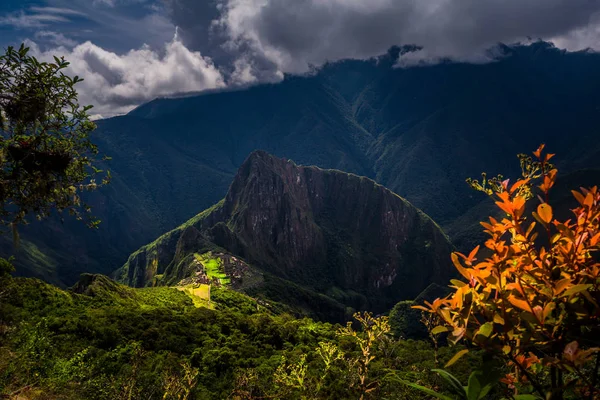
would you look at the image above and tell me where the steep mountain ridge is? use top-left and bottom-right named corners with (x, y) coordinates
top-left (118, 151), bottom-right (454, 318)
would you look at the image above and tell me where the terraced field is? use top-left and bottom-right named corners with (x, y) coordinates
top-left (195, 253), bottom-right (231, 285)
top-left (177, 284), bottom-right (212, 308)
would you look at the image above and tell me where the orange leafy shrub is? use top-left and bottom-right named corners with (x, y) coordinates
top-left (416, 145), bottom-right (600, 399)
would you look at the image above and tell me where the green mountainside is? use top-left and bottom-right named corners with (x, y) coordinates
top-left (117, 151), bottom-right (454, 321)
top-left (0, 272), bottom-right (482, 399)
top-left (4, 41), bottom-right (600, 285)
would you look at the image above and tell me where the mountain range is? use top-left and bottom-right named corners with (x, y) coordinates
top-left (4, 41), bottom-right (600, 287)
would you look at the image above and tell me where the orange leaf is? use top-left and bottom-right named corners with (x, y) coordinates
top-left (506, 282), bottom-right (521, 292)
top-left (496, 201), bottom-right (513, 215)
top-left (585, 192), bottom-right (594, 208)
top-left (467, 245), bottom-right (480, 263)
top-left (533, 144), bottom-right (545, 159)
top-left (513, 196), bottom-right (526, 217)
top-left (508, 295), bottom-right (533, 313)
top-left (411, 305), bottom-right (431, 312)
top-left (451, 253), bottom-right (471, 280)
top-left (590, 232), bottom-right (600, 247)
top-left (537, 204), bottom-right (553, 224)
top-left (572, 190), bottom-right (586, 206)
top-left (543, 302), bottom-right (555, 321)
top-left (525, 222), bottom-right (537, 238)
top-left (532, 212), bottom-right (546, 227)
top-left (553, 278), bottom-right (571, 296)
top-left (510, 178), bottom-right (530, 194)
top-left (497, 191), bottom-right (510, 202)
top-left (480, 221), bottom-right (493, 232)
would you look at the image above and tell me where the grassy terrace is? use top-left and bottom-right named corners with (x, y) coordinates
top-left (195, 252), bottom-right (231, 285)
top-left (174, 252), bottom-right (232, 309)
top-left (177, 284), bottom-right (212, 308)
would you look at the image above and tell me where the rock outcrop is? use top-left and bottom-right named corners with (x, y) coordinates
top-left (117, 151), bottom-right (454, 316)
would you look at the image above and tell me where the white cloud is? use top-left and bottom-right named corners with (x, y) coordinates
top-left (0, 11), bottom-right (69, 29)
top-left (34, 31), bottom-right (77, 48)
top-left (168, 0), bottom-right (600, 79)
top-left (92, 0), bottom-right (116, 6)
top-left (551, 13), bottom-right (600, 51)
top-left (28, 7), bottom-right (87, 17)
top-left (27, 33), bottom-right (225, 117)
top-left (0, 6), bottom-right (87, 29)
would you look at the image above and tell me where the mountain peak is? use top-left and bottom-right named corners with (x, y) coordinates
top-left (235, 149), bottom-right (290, 177)
top-left (119, 152), bottom-right (455, 319)
top-left (243, 149), bottom-right (277, 164)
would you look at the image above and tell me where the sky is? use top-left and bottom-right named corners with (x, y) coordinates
top-left (1, 0), bottom-right (599, 118)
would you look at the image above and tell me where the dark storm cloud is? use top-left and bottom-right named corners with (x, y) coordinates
top-left (163, 0), bottom-right (600, 80)
top-left (6, 0), bottom-right (600, 117)
top-left (163, 1), bottom-right (226, 60)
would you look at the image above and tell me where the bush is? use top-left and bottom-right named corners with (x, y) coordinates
top-left (419, 145), bottom-right (600, 399)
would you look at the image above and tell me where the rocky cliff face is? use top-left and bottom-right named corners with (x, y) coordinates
top-left (118, 151), bottom-right (454, 316)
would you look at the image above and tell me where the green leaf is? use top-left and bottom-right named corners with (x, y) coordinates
top-left (477, 366), bottom-right (502, 398)
top-left (478, 383), bottom-right (496, 399)
top-left (432, 326), bottom-right (449, 335)
top-left (467, 371), bottom-right (482, 400)
top-left (432, 369), bottom-right (466, 397)
top-left (561, 284), bottom-right (592, 298)
top-left (466, 370), bottom-right (501, 400)
top-left (444, 349), bottom-right (469, 368)
top-left (450, 279), bottom-right (467, 287)
top-left (475, 322), bottom-right (493, 338)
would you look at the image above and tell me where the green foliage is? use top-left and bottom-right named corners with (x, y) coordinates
top-left (389, 300), bottom-right (428, 340)
top-left (0, 276), bottom-right (336, 398)
top-left (395, 368), bottom-right (503, 400)
top-left (0, 257), bottom-right (14, 300)
top-left (0, 276), bottom-right (484, 399)
top-left (395, 367), bottom-right (543, 400)
top-left (0, 44), bottom-right (109, 229)
top-left (0, 256), bottom-right (13, 277)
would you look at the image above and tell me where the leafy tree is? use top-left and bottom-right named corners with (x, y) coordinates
top-left (0, 257), bottom-right (13, 299)
top-left (0, 257), bottom-right (13, 278)
top-left (0, 44), bottom-right (108, 232)
top-left (417, 145), bottom-right (600, 399)
top-left (247, 312), bottom-right (391, 399)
